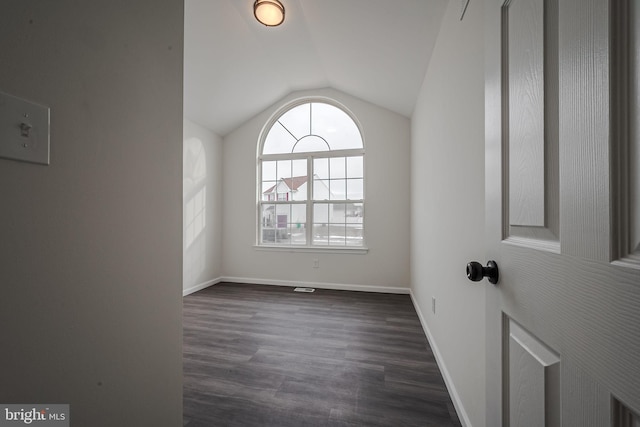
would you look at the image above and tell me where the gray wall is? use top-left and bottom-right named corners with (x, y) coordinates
top-left (222, 88), bottom-right (411, 292)
top-left (0, 1), bottom-right (184, 425)
top-left (183, 118), bottom-right (223, 294)
top-left (410, 0), bottom-right (486, 426)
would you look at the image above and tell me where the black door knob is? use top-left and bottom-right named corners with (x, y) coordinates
top-left (466, 260), bottom-right (499, 284)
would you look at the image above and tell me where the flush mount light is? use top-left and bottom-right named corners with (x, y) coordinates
top-left (254, 0), bottom-right (285, 27)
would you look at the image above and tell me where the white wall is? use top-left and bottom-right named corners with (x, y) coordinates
top-left (183, 119), bottom-right (223, 294)
top-left (222, 88), bottom-right (411, 292)
top-left (0, 1), bottom-right (183, 425)
top-left (410, 1), bottom-right (486, 426)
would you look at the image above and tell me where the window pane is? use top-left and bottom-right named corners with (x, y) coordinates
top-left (346, 179), bottom-right (364, 200)
top-left (262, 161), bottom-right (277, 181)
top-left (276, 204), bottom-right (290, 218)
top-left (262, 181), bottom-right (276, 193)
top-left (330, 179), bottom-right (346, 200)
top-left (263, 122), bottom-right (296, 154)
top-left (277, 160), bottom-right (292, 178)
top-left (347, 156), bottom-right (363, 178)
top-left (261, 204), bottom-right (276, 243)
top-left (346, 203), bottom-right (364, 222)
top-left (291, 204), bottom-right (306, 223)
top-left (292, 159), bottom-right (306, 177)
top-left (330, 157), bottom-right (346, 179)
top-left (289, 222), bottom-right (306, 245)
top-left (278, 103), bottom-right (310, 140)
top-left (314, 178), bottom-right (330, 200)
top-left (314, 203), bottom-right (329, 223)
top-left (311, 103), bottom-right (363, 150)
top-left (329, 203), bottom-right (346, 223)
top-left (346, 224), bottom-right (364, 246)
top-left (290, 180), bottom-right (306, 200)
top-left (262, 181), bottom-right (276, 201)
top-left (313, 224), bottom-right (329, 245)
top-left (261, 204), bottom-right (275, 226)
top-left (329, 225), bottom-right (346, 246)
top-left (275, 224), bottom-right (290, 243)
top-left (293, 135), bottom-right (330, 153)
top-left (314, 158), bottom-right (329, 179)
top-left (274, 204), bottom-right (291, 244)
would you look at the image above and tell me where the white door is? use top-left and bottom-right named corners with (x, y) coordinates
top-left (484, 0), bottom-right (640, 425)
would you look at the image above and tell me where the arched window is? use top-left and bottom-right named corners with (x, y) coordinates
top-left (258, 100), bottom-right (365, 247)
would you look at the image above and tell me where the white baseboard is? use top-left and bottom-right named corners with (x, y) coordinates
top-left (409, 290), bottom-right (472, 427)
top-left (183, 278), bottom-right (222, 296)
top-left (220, 276), bottom-right (410, 294)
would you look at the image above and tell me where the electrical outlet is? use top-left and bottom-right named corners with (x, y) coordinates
top-left (313, 259), bottom-right (319, 268)
top-left (432, 297), bottom-right (436, 314)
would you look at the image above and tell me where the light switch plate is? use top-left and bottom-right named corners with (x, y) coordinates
top-left (0, 91), bottom-right (50, 165)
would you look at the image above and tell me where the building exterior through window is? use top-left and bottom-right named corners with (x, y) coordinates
top-left (258, 99), bottom-right (365, 247)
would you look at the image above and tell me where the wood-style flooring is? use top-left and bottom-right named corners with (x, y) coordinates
top-left (183, 282), bottom-right (462, 427)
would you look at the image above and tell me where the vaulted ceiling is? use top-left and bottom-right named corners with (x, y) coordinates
top-left (184, 0), bottom-right (448, 136)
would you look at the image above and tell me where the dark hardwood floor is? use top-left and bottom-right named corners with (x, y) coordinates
top-left (183, 282), bottom-right (462, 427)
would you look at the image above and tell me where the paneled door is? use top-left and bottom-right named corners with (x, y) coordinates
top-left (484, 0), bottom-right (640, 425)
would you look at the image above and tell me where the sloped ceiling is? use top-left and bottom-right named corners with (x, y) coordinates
top-left (184, 0), bottom-right (448, 136)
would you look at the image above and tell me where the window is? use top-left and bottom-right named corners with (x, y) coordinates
top-left (258, 100), bottom-right (365, 248)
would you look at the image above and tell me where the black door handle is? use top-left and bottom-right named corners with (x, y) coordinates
top-left (466, 260), bottom-right (499, 284)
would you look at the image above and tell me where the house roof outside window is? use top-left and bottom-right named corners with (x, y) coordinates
top-left (263, 176), bottom-right (309, 195)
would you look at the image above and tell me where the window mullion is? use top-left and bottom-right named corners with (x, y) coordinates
top-left (260, 149), bottom-right (363, 163)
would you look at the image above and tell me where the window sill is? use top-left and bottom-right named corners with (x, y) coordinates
top-left (253, 245), bottom-right (369, 254)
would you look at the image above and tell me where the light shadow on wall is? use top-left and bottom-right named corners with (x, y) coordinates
top-left (184, 137), bottom-right (207, 286)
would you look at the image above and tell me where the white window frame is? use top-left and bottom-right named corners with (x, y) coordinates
top-left (256, 98), bottom-right (367, 253)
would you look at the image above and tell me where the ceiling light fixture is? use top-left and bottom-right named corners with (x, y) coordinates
top-left (254, 0), bottom-right (285, 27)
